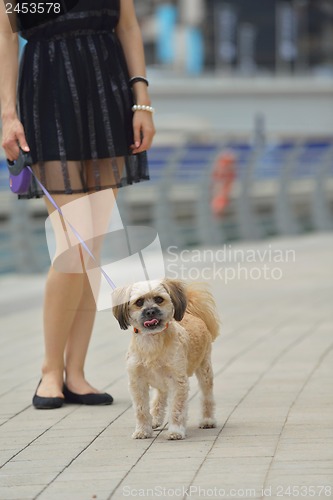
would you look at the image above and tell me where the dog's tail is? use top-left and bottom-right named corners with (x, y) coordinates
top-left (185, 283), bottom-right (220, 341)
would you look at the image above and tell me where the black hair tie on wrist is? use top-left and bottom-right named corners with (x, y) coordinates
top-left (129, 76), bottom-right (149, 87)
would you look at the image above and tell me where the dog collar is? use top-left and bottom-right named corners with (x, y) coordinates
top-left (134, 322), bottom-right (169, 334)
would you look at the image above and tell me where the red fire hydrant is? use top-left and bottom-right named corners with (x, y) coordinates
top-left (211, 151), bottom-right (236, 217)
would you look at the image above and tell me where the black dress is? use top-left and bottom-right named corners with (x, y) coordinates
top-left (16, 0), bottom-right (149, 198)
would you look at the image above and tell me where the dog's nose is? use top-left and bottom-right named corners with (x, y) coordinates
top-left (144, 307), bottom-right (158, 318)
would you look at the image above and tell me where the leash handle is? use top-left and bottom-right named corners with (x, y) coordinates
top-left (27, 166), bottom-right (117, 290)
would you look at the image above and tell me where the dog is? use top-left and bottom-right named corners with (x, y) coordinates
top-left (112, 279), bottom-right (220, 440)
top-left (112, 279), bottom-right (219, 440)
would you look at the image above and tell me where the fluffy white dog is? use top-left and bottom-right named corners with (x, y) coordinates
top-left (112, 279), bottom-right (219, 440)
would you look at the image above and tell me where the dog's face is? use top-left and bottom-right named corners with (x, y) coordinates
top-left (112, 279), bottom-right (187, 335)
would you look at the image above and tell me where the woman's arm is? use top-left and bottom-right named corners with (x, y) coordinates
top-left (116, 0), bottom-right (155, 154)
top-left (0, 3), bottom-right (29, 160)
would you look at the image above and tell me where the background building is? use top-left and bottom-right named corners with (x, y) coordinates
top-left (136, 0), bottom-right (333, 77)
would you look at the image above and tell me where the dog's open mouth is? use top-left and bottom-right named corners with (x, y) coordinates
top-left (143, 318), bottom-right (160, 329)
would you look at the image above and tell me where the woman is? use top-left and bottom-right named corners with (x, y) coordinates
top-left (0, 0), bottom-right (155, 408)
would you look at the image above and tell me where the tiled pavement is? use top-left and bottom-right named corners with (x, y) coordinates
top-left (0, 233), bottom-right (332, 500)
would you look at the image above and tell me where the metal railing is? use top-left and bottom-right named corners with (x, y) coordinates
top-left (0, 137), bottom-right (333, 273)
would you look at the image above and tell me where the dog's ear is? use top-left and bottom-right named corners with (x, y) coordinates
top-left (162, 279), bottom-right (187, 321)
top-left (112, 286), bottom-right (132, 330)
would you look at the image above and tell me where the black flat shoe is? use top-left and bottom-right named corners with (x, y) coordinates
top-left (32, 380), bottom-right (65, 410)
top-left (63, 384), bottom-right (113, 406)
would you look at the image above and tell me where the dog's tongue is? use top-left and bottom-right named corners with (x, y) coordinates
top-left (144, 318), bottom-right (159, 328)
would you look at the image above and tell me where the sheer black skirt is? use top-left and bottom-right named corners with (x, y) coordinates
top-left (17, 30), bottom-right (149, 199)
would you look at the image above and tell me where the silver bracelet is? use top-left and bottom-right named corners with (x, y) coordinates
top-left (132, 104), bottom-right (155, 114)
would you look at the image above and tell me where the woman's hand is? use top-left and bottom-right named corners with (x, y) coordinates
top-left (131, 110), bottom-right (155, 154)
top-left (1, 114), bottom-right (30, 161)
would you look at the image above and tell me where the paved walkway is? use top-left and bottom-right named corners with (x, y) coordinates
top-left (0, 233), bottom-right (332, 500)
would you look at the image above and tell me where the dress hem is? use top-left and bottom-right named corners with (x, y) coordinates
top-left (18, 174), bottom-right (150, 200)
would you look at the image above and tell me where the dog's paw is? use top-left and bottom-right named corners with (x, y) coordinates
top-left (152, 419), bottom-right (164, 430)
top-left (132, 428), bottom-right (153, 439)
top-left (167, 425), bottom-right (186, 440)
top-left (199, 418), bottom-right (216, 429)
top-left (167, 431), bottom-right (185, 440)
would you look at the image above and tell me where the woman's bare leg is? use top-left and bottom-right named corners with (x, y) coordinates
top-left (38, 267), bottom-right (85, 397)
top-left (64, 272), bottom-right (100, 394)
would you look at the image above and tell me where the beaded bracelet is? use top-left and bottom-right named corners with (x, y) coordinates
top-left (132, 104), bottom-right (155, 114)
top-left (129, 76), bottom-right (149, 87)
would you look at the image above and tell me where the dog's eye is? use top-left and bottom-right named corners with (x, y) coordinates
top-left (135, 298), bottom-right (144, 307)
top-left (154, 296), bottom-right (164, 304)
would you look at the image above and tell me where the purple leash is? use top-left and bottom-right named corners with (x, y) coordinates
top-left (27, 166), bottom-right (117, 290)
